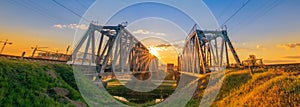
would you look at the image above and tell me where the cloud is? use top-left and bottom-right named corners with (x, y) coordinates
top-left (256, 45), bottom-right (261, 49)
top-left (132, 29), bottom-right (166, 36)
top-left (277, 43), bottom-right (300, 49)
top-left (235, 48), bottom-right (248, 52)
top-left (53, 24), bottom-right (88, 30)
top-left (256, 44), bottom-right (267, 51)
top-left (156, 44), bottom-right (175, 48)
top-left (264, 60), bottom-right (296, 64)
top-left (53, 24), bottom-right (64, 29)
top-left (152, 43), bottom-right (182, 52)
top-left (284, 56), bottom-right (300, 59)
top-left (172, 40), bottom-right (185, 45)
top-left (234, 44), bottom-right (266, 52)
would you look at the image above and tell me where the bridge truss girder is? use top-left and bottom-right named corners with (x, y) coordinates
top-left (71, 23), bottom-right (157, 75)
top-left (180, 26), bottom-right (241, 74)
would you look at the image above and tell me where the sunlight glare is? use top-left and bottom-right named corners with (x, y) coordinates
top-left (149, 46), bottom-right (159, 57)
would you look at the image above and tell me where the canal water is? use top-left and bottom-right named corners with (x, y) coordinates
top-left (106, 79), bottom-right (177, 104)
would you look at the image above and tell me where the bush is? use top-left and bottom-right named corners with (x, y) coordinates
top-left (0, 59), bottom-right (85, 106)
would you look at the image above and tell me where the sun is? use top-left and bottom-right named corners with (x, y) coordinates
top-left (149, 47), bottom-right (159, 57)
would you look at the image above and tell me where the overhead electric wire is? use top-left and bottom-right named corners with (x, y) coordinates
top-left (231, 0), bottom-right (284, 32)
top-left (250, 0), bottom-right (283, 21)
top-left (27, 0), bottom-right (70, 22)
top-left (75, 0), bottom-right (89, 9)
top-left (52, 0), bottom-right (90, 22)
top-left (26, 0), bottom-right (73, 23)
top-left (8, 0), bottom-right (57, 24)
top-left (217, 0), bottom-right (235, 20)
top-left (228, 0), bottom-right (272, 31)
top-left (25, 0), bottom-right (57, 19)
top-left (221, 0), bottom-right (252, 27)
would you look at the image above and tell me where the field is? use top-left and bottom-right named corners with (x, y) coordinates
top-left (187, 68), bottom-right (300, 107)
top-left (0, 58), bottom-right (299, 107)
top-left (0, 58), bottom-right (86, 107)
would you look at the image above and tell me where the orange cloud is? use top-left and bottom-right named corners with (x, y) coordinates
top-left (284, 56), bottom-right (300, 59)
top-left (277, 43), bottom-right (300, 49)
top-left (264, 60), bottom-right (296, 64)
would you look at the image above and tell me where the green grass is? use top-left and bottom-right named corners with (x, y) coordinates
top-left (0, 58), bottom-right (86, 107)
top-left (215, 71), bottom-right (251, 101)
top-left (212, 69), bottom-right (299, 107)
top-left (186, 68), bottom-right (300, 107)
top-left (1, 58), bottom-right (299, 107)
top-left (238, 76), bottom-right (300, 106)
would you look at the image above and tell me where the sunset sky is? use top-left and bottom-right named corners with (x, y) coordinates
top-left (0, 0), bottom-right (299, 65)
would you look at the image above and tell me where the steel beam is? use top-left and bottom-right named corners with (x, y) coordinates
top-left (180, 25), bottom-right (241, 73)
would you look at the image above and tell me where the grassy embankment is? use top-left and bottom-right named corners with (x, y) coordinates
top-left (187, 67), bottom-right (300, 107)
top-left (0, 58), bottom-right (86, 107)
top-left (1, 57), bottom-right (299, 107)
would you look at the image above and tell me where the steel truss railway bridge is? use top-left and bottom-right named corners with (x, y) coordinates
top-left (71, 22), bottom-right (288, 85)
top-left (70, 23), bottom-right (159, 82)
top-left (179, 25), bottom-right (241, 74)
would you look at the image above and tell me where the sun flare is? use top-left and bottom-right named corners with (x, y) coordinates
top-left (149, 47), bottom-right (159, 57)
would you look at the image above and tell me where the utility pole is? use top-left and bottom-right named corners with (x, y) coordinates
top-left (31, 45), bottom-right (48, 57)
top-left (66, 45), bottom-right (70, 55)
top-left (0, 39), bottom-right (13, 54)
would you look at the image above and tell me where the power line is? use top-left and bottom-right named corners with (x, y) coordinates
top-left (26, 0), bottom-right (70, 23)
top-left (228, 0), bottom-right (272, 31)
top-left (231, 0), bottom-right (284, 33)
top-left (75, 0), bottom-right (89, 9)
top-left (8, 0), bottom-right (57, 23)
top-left (234, 0), bottom-right (272, 25)
top-left (52, 0), bottom-right (90, 22)
top-left (9, 0), bottom-right (78, 24)
top-left (217, 0), bottom-right (235, 20)
top-left (251, 0), bottom-right (283, 21)
top-left (221, 0), bottom-right (252, 27)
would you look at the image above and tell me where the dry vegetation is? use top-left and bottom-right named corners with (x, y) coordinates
top-left (187, 67), bottom-right (300, 107)
top-left (0, 57), bottom-right (299, 107)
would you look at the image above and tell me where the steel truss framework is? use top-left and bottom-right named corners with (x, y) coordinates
top-left (180, 25), bottom-right (241, 74)
top-left (71, 23), bottom-right (157, 74)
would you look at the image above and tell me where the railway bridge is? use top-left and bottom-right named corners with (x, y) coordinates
top-left (70, 23), bottom-right (160, 84)
top-left (69, 22), bottom-right (300, 91)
